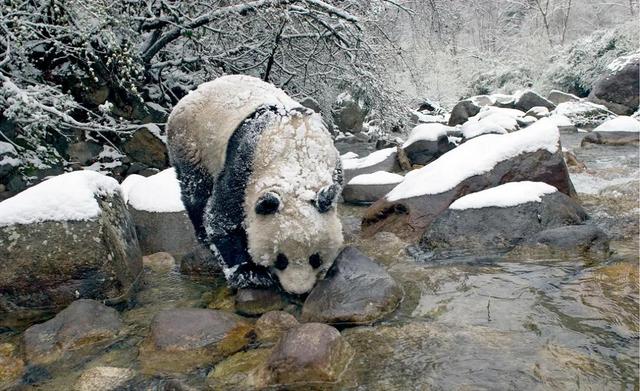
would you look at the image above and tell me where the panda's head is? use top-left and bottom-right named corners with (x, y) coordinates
top-left (244, 110), bottom-right (343, 294)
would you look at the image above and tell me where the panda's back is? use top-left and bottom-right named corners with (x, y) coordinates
top-left (167, 75), bottom-right (301, 178)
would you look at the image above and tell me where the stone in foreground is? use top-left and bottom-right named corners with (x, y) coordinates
top-left (266, 323), bottom-right (354, 385)
top-left (342, 171), bottom-right (403, 205)
top-left (74, 366), bottom-right (135, 391)
top-left (0, 171), bottom-right (142, 317)
top-left (234, 288), bottom-right (284, 316)
top-left (24, 299), bottom-right (123, 365)
top-left (302, 246), bottom-right (402, 325)
top-left (255, 311), bottom-right (299, 343)
top-left (139, 308), bottom-right (252, 373)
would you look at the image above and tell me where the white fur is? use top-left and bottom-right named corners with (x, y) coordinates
top-left (244, 111), bottom-right (343, 294)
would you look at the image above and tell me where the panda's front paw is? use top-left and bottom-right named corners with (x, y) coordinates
top-left (224, 261), bottom-right (278, 290)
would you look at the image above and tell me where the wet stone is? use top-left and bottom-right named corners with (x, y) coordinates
top-left (140, 308), bottom-right (252, 374)
top-left (0, 343), bottom-right (25, 386)
top-left (266, 323), bottom-right (354, 385)
top-left (73, 366), bottom-right (135, 391)
top-left (255, 311), bottom-right (299, 343)
top-left (23, 299), bottom-right (123, 365)
top-left (180, 244), bottom-right (221, 277)
top-left (235, 288), bottom-right (285, 316)
top-left (581, 131), bottom-right (640, 146)
top-left (523, 225), bottom-right (610, 256)
top-left (302, 246), bottom-right (402, 325)
top-left (206, 348), bottom-right (272, 390)
top-left (143, 252), bottom-right (176, 273)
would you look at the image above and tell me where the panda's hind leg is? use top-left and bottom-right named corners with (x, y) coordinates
top-left (172, 159), bottom-right (213, 243)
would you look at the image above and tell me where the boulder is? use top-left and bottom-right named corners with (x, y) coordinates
top-left (524, 106), bottom-right (550, 119)
top-left (342, 171), bottom-right (403, 205)
top-left (0, 171), bottom-right (142, 318)
top-left (66, 141), bottom-right (102, 165)
top-left (142, 252), bottom-right (176, 273)
top-left (301, 246), bottom-right (402, 325)
top-left (490, 94), bottom-right (517, 109)
top-left (401, 124), bottom-right (456, 165)
top-left (524, 225), bottom-right (610, 255)
top-left (255, 311), bottom-right (299, 343)
top-left (461, 119), bottom-right (507, 141)
top-left (470, 95), bottom-right (494, 106)
top-left (122, 127), bottom-right (168, 169)
top-left (581, 116), bottom-right (640, 146)
top-left (266, 323), bottom-right (354, 385)
top-left (300, 97), bottom-right (322, 113)
top-left (548, 90), bottom-right (580, 105)
top-left (341, 148), bottom-right (399, 183)
top-left (123, 169), bottom-right (198, 257)
top-left (420, 182), bottom-right (588, 257)
top-left (448, 99), bottom-right (481, 126)
top-left (516, 116), bottom-right (538, 128)
top-left (74, 366), bottom-right (135, 391)
top-left (553, 101), bottom-right (615, 128)
top-left (23, 299), bottom-right (123, 365)
top-left (140, 308), bottom-right (252, 373)
top-left (234, 288), bottom-right (284, 316)
top-left (514, 90), bottom-right (556, 112)
top-left (549, 114), bottom-right (577, 132)
top-left (332, 93), bottom-right (367, 134)
top-left (180, 244), bottom-right (221, 277)
top-left (362, 118), bottom-right (576, 241)
top-left (588, 53), bottom-right (640, 115)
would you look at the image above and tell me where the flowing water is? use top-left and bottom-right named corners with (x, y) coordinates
top-left (1, 133), bottom-right (638, 390)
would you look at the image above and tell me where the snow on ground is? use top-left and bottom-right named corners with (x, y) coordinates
top-left (125, 168), bottom-right (185, 212)
top-left (402, 124), bottom-right (448, 148)
top-left (0, 171), bottom-right (120, 226)
top-left (386, 118), bottom-right (560, 201)
top-left (342, 147), bottom-right (395, 170)
top-left (449, 181), bottom-right (558, 210)
top-left (348, 171), bottom-right (404, 186)
top-left (479, 113), bottom-right (518, 132)
top-left (549, 114), bottom-right (573, 127)
top-left (340, 151), bottom-right (359, 160)
top-left (592, 116), bottom-right (640, 132)
top-left (120, 174), bottom-right (146, 203)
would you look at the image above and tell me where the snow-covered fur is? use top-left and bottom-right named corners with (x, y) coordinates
top-left (167, 75), bottom-right (343, 294)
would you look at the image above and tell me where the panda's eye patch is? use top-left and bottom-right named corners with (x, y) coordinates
top-left (315, 184), bottom-right (339, 213)
top-left (255, 192), bottom-right (280, 215)
top-left (309, 253), bottom-right (322, 269)
top-left (274, 253), bottom-right (289, 270)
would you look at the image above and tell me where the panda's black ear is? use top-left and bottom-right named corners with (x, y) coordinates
top-left (315, 184), bottom-right (339, 213)
top-left (255, 192), bottom-right (280, 215)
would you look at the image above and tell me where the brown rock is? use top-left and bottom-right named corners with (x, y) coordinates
top-left (143, 252), bottom-right (176, 272)
top-left (74, 366), bottom-right (135, 391)
top-left (235, 289), bottom-right (284, 316)
top-left (0, 343), bottom-right (24, 385)
top-left (255, 311), bottom-right (299, 343)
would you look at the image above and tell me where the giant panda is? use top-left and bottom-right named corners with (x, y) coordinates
top-left (167, 75), bottom-right (344, 294)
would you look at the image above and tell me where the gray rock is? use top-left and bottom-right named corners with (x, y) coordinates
top-left (448, 99), bottom-right (481, 126)
top-left (24, 299), bottom-right (123, 364)
top-left (515, 90), bottom-right (556, 112)
top-left (266, 323), bottom-right (354, 384)
top-left (300, 97), bottom-right (322, 113)
top-left (301, 246), bottom-right (402, 325)
top-left (581, 131), bottom-right (639, 146)
top-left (122, 127), bottom-right (168, 169)
top-left (74, 366), bottom-right (135, 391)
top-left (180, 244), bottom-right (221, 277)
top-left (126, 162), bottom-right (149, 176)
top-left (342, 171), bottom-right (403, 205)
top-left (524, 106), bottom-right (550, 119)
top-left (553, 101), bottom-right (615, 128)
top-left (342, 148), bottom-right (399, 184)
top-left (332, 94), bottom-right (368, 134)
top-left (588, 54), bottom-right (639, 115)
top-left (140, 308), bottom-right (252, 373)
top-left (525, 225), bottom-right (610, 255)
top-left (66, 141), bottom-right (102, 165)
top-left (129, 208), bottom-right (198, 257)
top-left (0, 186), bottom-right (142, 318)
top-left (420, 192), bottom-right (588, 256)
top-left (402, 134), bottom-right (456, 166)
top-left (548, 90), bottom-right (580, 105)
top-left (235, 289), bottom-right (284, 316)
top-left (255, 311), bottom-right (299, 343)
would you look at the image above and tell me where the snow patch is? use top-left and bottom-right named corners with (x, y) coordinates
top-left (402, 124), bottom-right (448, 148)
top-left (607, 52), bottom-right (639, 73)
top-left (449, 181), bottom-right (558, 210)
top-left (461, 120), bottom-right (507, 139)
top-left (0, 171), bottom-right (120, 226)
top-left (348, 171), bottom-right (404, 185)
top-left (386, 118), bottom-right (560, 201)
top-left (125, 168), bottom-right (185, 212)
top-left (0, 142), bottom-right (17, 155)
top-left (592, 116), bottom-right (640, 133)
top-left (340, 151), bottom-right (359, 160)
top-left (342, 147), bottom-right (395, 170)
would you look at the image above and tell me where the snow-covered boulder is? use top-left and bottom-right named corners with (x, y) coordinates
top-left (514, 90), bottom-right (556, 112)
top-left (419, 182), bottom-right (592, 257)
top-left (553, 101), bottom-right (615, 127)
top-left (516, 115), bottom-right (538, 128)
top-left (401, 124), bottom-right (455, 165)
top-left (581, 116), bottom-right (640, 146)
top-left (342, 171), bottom-right (403, 205)
top-left (547, 90), bottom-right (580, 105)
top-left (448, 99), bottom-right (481, 126)
top-left (0, 171), bottom-right (142, 315)
top-left (490, 93), bottom-right (516, 108)
top-left (461, 120), bottom-right (507, 140)
top-left (122, 168), bottom-right (198, 257)
top-left (548, 114), bottom-right (577, 132)
top-left (341, 147), bottom-right (398, 183)
top-left (588, 53), bottom-right (640, 115)
top-left (524, 106), bottom-right (550, 119)
top-left (361, 118), bottom-right (576, 240)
